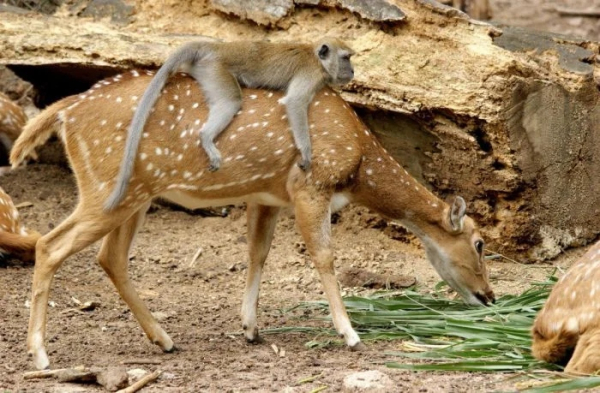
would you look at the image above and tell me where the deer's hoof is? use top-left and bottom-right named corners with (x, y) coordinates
top-left (349, 341), bottom-right (367, 352)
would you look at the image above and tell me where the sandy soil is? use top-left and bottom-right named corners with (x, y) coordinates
top-left (0, 163), bottom-right (585, 392)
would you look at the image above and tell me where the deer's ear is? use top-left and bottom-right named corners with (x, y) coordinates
top-left (447, 196), bottom-right (466, 233)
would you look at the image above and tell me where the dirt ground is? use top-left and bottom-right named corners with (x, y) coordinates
top-left (1, 0), bottom-right (600, 392)
top-left (0, 164), bottom-right (586, 393)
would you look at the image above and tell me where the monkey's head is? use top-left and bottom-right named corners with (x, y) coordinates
top-left (315, 37), bottom-right (355, 85)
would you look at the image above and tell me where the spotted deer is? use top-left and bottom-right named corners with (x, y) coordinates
top-left (0, 186), bottom-right (40, 262)
top-left (0, 92), bottom-right (27, 154)
top-left (532, 241), bottom-right (600, 374)
top-left (10, 70), bottom-right (495, 370)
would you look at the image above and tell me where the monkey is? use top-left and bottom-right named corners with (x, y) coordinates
top-left (105, 37), bottom-right (355, 211)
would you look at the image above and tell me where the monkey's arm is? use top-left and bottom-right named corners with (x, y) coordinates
top-left (281, 76), bottom-right (324, 171)
top-left (104, 43), bottom-right (209, 211)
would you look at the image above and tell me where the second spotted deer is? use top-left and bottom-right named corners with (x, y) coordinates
top-left (11, 70), bottom-right (495, 370)
top-left (532, 241), bottom-right (600, 374)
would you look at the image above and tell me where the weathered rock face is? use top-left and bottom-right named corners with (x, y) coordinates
top-left (0, 0), bottom-right (598, 261)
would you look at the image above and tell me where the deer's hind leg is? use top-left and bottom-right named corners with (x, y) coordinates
top-left (96, 201), bottom-right (174, 353)
top-left (241, 204), bottom-right (280, 343)
top-left (28, 204), bottom-right (135, 370)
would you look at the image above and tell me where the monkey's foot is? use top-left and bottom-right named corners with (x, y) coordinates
top-left (297, 159), bottom-right (311, 172)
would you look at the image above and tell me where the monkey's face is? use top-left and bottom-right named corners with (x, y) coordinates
top-left (316, 38), bottom-right (355, 85)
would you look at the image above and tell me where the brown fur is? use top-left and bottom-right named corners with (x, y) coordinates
top-left (532, 240), bottom-right (600, 374)
top-left (11, 70), bottom-right (494, 370)
top-left (0, 92), bottom-right (27, 152)
top-left (0, 186), bottom-right (40, 262)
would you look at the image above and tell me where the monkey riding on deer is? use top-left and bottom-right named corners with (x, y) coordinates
top-left (11, 68), bottom-right (495, 370)
top-left (104, 37), bottom-right (355, 211)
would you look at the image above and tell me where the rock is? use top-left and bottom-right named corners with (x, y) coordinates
top-left (210, 0), bottom-right (293, 26)
top-left (151, 311), bottom-right (169, 321)
top-left (343, 370), bottom-right (394, 392)
top-left (97, 367), bottom-right (129, 392)
top-left (127, 368), bottom-right (149, 383)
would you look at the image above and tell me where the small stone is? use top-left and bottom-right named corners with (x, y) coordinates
top-left (152, 311), bottom-right (169, 321)
top-left (97, 367), bottom-right (129, 392)
top-left (342, 370), bottom-right (394, 392)
top-left (127, 368), bottom-right (148, 383)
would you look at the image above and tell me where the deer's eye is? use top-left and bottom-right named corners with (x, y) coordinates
top-left (474, 240), bottom-right (484, 255)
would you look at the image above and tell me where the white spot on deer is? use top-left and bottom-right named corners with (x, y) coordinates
top-left (179, 108), bottom-right (185, 114)
top-left (249, 94), bottom-right (257, 100)
top-left (155, 148), bottom-right (162, 156)
top-left (277, 136), bottom-right (284, 142)
top-left (132, 70), bottom-right (140, 77)
top-left (281, 114), bottom-right (287, 120)
top-left (235, 155), bottom-right (245, 160)
top-left (177, 154), bottom-right (183, 161)
top-left (115, 135), bottom-right (123, 142)
top-left (267, 92), bottom-right (273, 98)
top-left (368, 180), bottom-right (376, 188)
top-left (140, 153), bottom-right (147, 161)
top-left (154, 169), bottom-right (161, 177)
top-left (183, 143), bottom-right (189, 150)
top-left (250, 146), bottom-right (258, 151)
top-left (100, 119), bottom-right (107, 126)
top-left (565, 317), bottom-right (579, 333)
top-left (116, 122), bottom-right (123, 129)
top-left (314, 101), bottom-right (320, 106)
top-left (146, 163), bottom-right (153, 171)
top-left (168, 105), bottom-right (174, 112)
top-left (143, 133), bottom-right (149, 139)
top-left (258, 158), bottom-right (267, 163)
top-left (105, 147), bottom-right (113, 154)
top-left (322, 131), bottom-right (329, 136)
top-left (325, 109), bottom-right (330, 113)
top-left (180, 130), bottom-right (187, 138)
top-left (131, 95), bottom-right (138, 101)
top-left (249, 109), bottom-right (256, 114)
top-left (262, 121), bottom-right (268, 127)
top-left (252, 122), bottom-right (259, 128)
top-left (224, 157), bottom-right (233, 163)
top-left (93, 139), bottom-right (100, 146)
top-left (195, 119), bottom-right (201, 126)
top-left (274, 149), bottom-right (283, 155)
top-left (366, 169), bottom-right (373, 175)
top-left (116, 97), bottom-right (123, 103)
top-left (266, 132), bottom-right (274, 138)
top-left (183, 171), bottom-right (192, 179)
top-left (173, 94), bottom-right (179, 100)
top-left (229, 134), bottom-right (237, 141)
top-left (170, 170), bottom-right (178, 176)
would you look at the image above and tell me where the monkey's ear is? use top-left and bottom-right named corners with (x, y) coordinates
top-left (318, 44), bottom-right (330, 60)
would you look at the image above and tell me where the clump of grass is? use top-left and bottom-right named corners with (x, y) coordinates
top-left (264, 276), bottom-right (600, 392)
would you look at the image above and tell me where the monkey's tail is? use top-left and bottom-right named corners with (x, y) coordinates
top-left (0, 230), bottom-right (41, 263)
top-left (104, 45), bottom-right (204, 212)
top-left (10, 96), bottom-right (78, 168)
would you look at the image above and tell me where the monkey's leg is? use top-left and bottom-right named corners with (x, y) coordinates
top-left (188, 63), bottom-right (242, 172)
top-left (282, 79), bottom-right (321, 172)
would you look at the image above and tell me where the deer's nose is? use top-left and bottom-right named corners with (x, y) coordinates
top-left (475, 290), bottom-right (496, 306)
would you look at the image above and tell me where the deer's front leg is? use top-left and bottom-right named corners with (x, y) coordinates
top-left (241, 204), bottom-right (280, 343)
top-left (293, 189), bottom-right (363, 350)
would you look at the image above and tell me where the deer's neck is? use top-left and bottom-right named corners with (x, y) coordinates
top-left (352, 141), bottom-right (446, 237)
